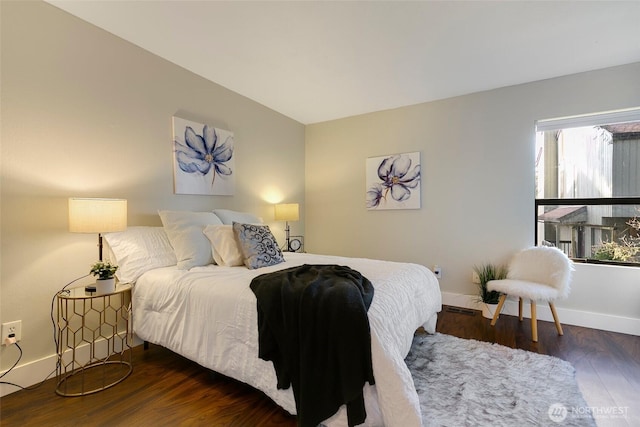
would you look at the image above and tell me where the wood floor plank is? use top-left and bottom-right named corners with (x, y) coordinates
top-left (1, 305), bottom-right (637, 426)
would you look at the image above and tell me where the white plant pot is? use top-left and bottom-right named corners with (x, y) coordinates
top-left (482, 303), bottom-right (499, 319)
top-left (95, 277), bottom-right (116, 294)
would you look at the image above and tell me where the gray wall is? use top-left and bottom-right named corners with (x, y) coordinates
top-left (306, 62), bottom-right (640, 323)
top-left (1, 1), bottom-right (305, 370)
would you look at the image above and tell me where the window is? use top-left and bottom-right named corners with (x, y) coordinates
top-left (535, 108), bottom-right (640, 266)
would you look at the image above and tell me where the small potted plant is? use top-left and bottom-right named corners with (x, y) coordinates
top-left (90, 260), bottom-right (118, 293)
top-left (473, 263), bottom-right (507, 319)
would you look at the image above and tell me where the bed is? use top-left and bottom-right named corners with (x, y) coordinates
top-left (104, 211), bottom-right (441, 427)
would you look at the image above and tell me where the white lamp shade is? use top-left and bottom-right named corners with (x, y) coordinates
top-left (274, 203), bottom-right (299, 222)
top-left (69, 198), bottom-right (127, 233)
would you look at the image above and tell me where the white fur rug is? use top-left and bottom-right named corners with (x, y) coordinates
top-left (406, 333), bottom-right (596, 426)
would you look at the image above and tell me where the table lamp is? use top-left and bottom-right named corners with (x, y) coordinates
top-left (68, 198), bottom-right (127, 261)
top-left (274, 203), bottom-right (299, 251)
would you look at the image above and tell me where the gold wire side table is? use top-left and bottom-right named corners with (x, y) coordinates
top-left (55, 282), bottom-right (133, 396)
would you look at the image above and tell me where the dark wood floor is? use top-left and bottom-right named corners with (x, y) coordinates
top-left (1, 306), bottom-right (638, 426)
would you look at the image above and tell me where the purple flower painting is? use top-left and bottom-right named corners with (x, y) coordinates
top-left (172, 116), bottom-right (235, 195)
top-left (366, 152), bottom-right (421, 210)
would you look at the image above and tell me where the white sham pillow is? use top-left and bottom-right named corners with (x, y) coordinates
top-left (203, 224), bottom-right (244, 267)
top-left (158, 210), bottom-right (224, 270)
top-left (103, 227), bottom-right (177, 283)
top-left (212, 209), bottom-right (262, 225)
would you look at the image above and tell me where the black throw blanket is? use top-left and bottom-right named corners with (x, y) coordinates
top-left (250, 264), bottom-right (375, 427)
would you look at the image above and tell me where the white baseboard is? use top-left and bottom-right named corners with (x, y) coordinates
top-left (441, 292), bottom-right (640, 336)
top-left (0, 335), bottom-right (144, 398)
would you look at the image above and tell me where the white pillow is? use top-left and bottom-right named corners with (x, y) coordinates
top-left (103, 227), bottom-right (177, 282)
top-left (203, 224), bottom-right (244, 267)
top-left (213, 209), bottom-right (262, 225)
top-left (158, 210), bottom-right (224, 270)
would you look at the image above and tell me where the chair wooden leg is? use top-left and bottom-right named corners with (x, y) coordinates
top-left (518, 297), bottom-right (523, 321)
top-left (490, 294), bottom-right (507, 326)
top-left (549, 302), bottom-right (563, 336)
top-left (530, 300), bottom-right (538, 342)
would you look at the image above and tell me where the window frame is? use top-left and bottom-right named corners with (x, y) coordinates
top-left (534, 107), bottom-right (640, 268)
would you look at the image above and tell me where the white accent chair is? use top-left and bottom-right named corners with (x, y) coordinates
top-left (487, 246), bottom-right (573, 342)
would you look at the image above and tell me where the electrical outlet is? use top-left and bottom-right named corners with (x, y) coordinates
top-left (472, 271), bottom-right (481, 284)
top-left (2, 320), bottom-right (22, 345)
top-left (433, 265), bottom-right (442, 279)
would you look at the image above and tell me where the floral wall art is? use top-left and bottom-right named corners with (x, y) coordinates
top-left (366, 152), bottom-right (421, 210)
top-left (172, 116), bottom-right (235, 195)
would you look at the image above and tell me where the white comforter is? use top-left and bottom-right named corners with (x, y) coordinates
top-left (132, 252), bottom-right (441, 426)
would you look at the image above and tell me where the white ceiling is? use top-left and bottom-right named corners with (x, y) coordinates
top-left (47, 1), bottom-right (640, 124)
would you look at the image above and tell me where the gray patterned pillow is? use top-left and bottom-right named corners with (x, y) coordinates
top-left (232, 222), bottom-right (285, 269)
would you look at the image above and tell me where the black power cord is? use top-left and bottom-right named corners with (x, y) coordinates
top-left (0, 274), bottom-right (89, 391)
top-left (0, 343), bottom-right (53, 391)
